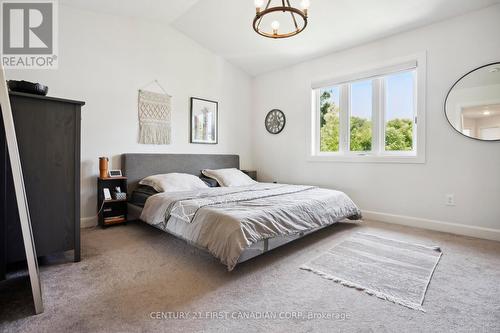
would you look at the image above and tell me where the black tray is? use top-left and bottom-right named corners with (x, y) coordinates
top-left (7, 80), bottom-right (49, 96)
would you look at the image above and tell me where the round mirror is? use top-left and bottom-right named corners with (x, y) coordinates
top-left (445, 62), bottom-right (500, 141)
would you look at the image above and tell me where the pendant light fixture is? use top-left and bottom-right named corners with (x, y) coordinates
top-left (253, 0), bottom-right (310, 39)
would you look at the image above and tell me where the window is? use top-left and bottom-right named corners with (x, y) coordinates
top-left (319, 86), bottom-right (340, 152)
top-left (384, 71), bottom-right (414, 152)
top-left (350, 80), bottom-right (373, 152)
top-left (311, 58), bottom-right (425, 163)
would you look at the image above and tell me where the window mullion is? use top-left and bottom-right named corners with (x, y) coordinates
top-left (412, 70), bottom-right (418, 153)
top-left (315, 89), bottom-right (321, 155)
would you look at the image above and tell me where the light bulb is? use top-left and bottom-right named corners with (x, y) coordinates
top-left (300, 0), bottom-right (310, 9)
top-left (483, 110), bottom-right (491, 116)
top-left (271, 20), bottom-right (280, 31)
top-left (254, 0), bottom-right (264, 8)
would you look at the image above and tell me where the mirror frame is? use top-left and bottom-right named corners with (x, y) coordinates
top-left (444, 61), bottom-right (500, 142)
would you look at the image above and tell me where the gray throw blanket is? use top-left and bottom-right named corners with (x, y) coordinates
top-left (170, 184), bottom-right (316, 223)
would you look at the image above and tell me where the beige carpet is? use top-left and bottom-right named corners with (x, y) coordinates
top-left (301, 232), bottom-right (443, 311)
top-left (1, 220), bottom-right (499, 333)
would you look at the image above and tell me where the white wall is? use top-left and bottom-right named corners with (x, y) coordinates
top-left (6, 5), bottom-right (254, 224)
top-left (252, 6), bottom-right (500, 232)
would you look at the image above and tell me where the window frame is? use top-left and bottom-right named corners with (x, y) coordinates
top-left (309, 54), bottom-right (426, 164)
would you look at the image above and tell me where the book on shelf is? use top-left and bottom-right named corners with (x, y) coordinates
top-left (104, 215), bottom-right (125, 223)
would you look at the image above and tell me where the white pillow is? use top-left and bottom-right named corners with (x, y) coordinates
top-left (139, 173), bottom-right (208, 192)
top-left (202, 168), bottom-right (257, 187)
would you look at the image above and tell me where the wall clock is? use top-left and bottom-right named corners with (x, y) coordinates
top-left (265, 109), bottom-right (286, 134)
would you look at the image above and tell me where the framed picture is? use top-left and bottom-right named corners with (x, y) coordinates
top-left (190, 97), bottom-right (218, 144)
top-left (103, 188), bottom-right (112, 200)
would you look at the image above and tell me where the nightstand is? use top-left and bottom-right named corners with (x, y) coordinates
top-left (97, 177), bottom-right (128, 228)
top-left (241, 170), bottom-right (257, 181)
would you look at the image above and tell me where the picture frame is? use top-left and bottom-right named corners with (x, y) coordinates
top-left (103, 188), bottom-right (112, 200)
top-left (190, 97), bottom-right (218, 144)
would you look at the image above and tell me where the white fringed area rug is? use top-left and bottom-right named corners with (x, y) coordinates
top-left (300, 233), bottom-right (442, 312)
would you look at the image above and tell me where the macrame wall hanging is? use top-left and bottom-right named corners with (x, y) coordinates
top-left (138, 80), bottom-right (171, 145)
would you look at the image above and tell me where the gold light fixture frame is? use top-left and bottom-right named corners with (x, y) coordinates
top-left (253, 0), bottom-right (308, 39)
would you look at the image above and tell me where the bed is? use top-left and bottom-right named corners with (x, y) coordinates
top-left (123, 153), bottom-right (361, 270)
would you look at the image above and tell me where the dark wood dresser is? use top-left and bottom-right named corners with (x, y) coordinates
top-left (0, 92), bottom-right (84, 280)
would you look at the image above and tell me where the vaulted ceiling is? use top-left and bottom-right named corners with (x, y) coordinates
top-left (60, 0), bottom-right (199, 24)
top-left (62, 0), bottom-right (500, 76)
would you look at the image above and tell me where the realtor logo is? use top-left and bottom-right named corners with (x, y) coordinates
top-left (1, 0), bottom-right (58, 69)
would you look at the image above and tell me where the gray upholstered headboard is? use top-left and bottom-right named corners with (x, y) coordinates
top-left (122, 153), bottom-right (240, 195)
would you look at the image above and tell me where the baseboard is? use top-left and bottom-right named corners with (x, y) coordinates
top-left (362, 210), bottom-right (500, 242)
top-left (81, 216), bottom-right (97, 228)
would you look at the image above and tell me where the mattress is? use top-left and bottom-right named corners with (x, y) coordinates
top-left (129, 185), bottom-right (158, 207)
